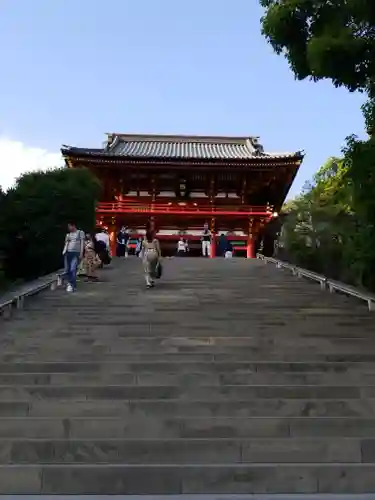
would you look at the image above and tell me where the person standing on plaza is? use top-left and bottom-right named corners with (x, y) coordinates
top-left (116, 226), bottom-right (130, 258)
top-left (176, 237), bottom-right (188, 256)
top-left (201, 223), bottom-right (212, 257)
top-left (224, 240), bottom-right (233, 258)
top-left (62, 222), bottom-right (85, 292)
top-left (142, 230), bottom-right (161, 288)
top-left (217, 233), bottom-right (228, 257)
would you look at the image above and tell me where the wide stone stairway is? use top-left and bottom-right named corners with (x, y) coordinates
top-left (1, 257), bottom-right (375, 495)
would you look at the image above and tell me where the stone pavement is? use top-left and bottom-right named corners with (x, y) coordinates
top-left (1, 257), bottom-right (375, 494)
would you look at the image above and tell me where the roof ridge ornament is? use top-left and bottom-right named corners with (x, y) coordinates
top-left (246, 137), bottom-right (264, 156)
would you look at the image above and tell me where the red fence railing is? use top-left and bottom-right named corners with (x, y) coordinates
top-left (97, 201), bottom-right (272, 217)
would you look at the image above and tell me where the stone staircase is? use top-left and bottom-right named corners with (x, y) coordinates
top-left (1, 257), bottom-right (375, 494)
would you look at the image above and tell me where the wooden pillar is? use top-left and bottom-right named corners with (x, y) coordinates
top-left (209, 174), bottom-right (215, 205)
top-left (109, 217), bottom-right (117, 257)
top-left (246, 217), bottom-right (254, 258)
top-left (210, 217), bottom-right (216, 258)
top-left (147, 217), bottom-right (156, 234)
top-left (209, 174), bottom-right (216, 259)
top-left (150, 175), bottom-right (157, 203)
top-left (241, 175), bottom-right (247, 205)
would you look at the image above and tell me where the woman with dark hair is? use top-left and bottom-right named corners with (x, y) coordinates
top-left (142, 230), bottom-right (161, 288)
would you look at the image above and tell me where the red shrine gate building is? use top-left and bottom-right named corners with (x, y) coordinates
top-left (61, 133), bottom-right (303, 257)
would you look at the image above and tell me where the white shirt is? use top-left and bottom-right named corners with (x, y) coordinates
top-left (65, 230), bottom-right (84, 253)
top-left (96, 232), bottom-right (110, 249)
top-left (177, 240), bottom-right (187, 252)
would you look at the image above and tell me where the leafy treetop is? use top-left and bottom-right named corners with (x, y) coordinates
top-left (260, 0), bottom-right (375, 94)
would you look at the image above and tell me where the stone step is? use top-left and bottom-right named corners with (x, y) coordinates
top-left (4, 343), bottom-right (375, 356)
top-left (3, 258), bottom-right (375, 494)
top-left (0, 384), bottom-right (369, 400)
top-left (17, 316), bottom-right (373, 327)
top-left (2, 304), bottom-right (357, 315)
top-left (9, 328), bottom-right (375, 342)
top-left (2, 463), bottom-right (375, 494)
top-left (1, 496), bottom-right (370, 500)
top-left (4, 352), bottom-right (375, 362)
top-left (0, 437), bottom-right (368, 464)
top-left (7, 334), bottom-right (375, 344)
top-left (9, 325), bottom-right (375, 338)
top-left (0, 360), bottom-right (372, 374)
top-left (5, 335), bottom-right (375, 347)
top-left (25, 398), bottom-right (375, 418)
top-left (1, 370), bottom-right (375, 386)
top-left (1, 416), bottom-right (375, 439)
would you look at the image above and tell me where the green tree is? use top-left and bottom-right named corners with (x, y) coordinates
top-left (1, 167), bottom-right (101, 281)
top-left (260, 0), bottom-right (375, 132)
top-left (261, 0), bottom-right (375, 290)
top-left (341, 136), bottom-right (375, 288)
top-left (280, 157), bottom-right (359, 282)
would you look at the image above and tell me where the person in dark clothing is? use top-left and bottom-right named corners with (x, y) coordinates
top-left (225, 240), bottom-right (233, 258)
top-left (218, 233), bottom-right (228, 257)
top-left (94, 230), bottom-right (111, 267)
top-left (116, 226), bottom-right (129, 257)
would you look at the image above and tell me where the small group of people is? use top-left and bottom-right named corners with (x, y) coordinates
top-left (116, 227), bottom-right (146, 259)
top-left (63, 220), bottom-right (234, 293)
top-left (175, 225), bottom-right (233, 258)
top-left (63, 223), bottom-right (111, 293)
top-left (201, 224), bottom-right (234, 257)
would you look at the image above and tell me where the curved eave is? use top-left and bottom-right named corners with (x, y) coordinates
top-left (61, 149), bottom-right (304, 167)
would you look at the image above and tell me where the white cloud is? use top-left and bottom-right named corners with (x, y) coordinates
top-left (0, 136), bottom-right (63, 191)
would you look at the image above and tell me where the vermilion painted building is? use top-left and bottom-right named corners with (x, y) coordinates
top-left (61, 133), bottom-right (303, 257)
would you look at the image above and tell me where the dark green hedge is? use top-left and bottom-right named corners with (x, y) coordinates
top-left (0, 167), bottom-right (101, 282)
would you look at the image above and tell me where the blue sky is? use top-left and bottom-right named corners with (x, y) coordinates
top-left (0, 0), bottom-right (366, 195)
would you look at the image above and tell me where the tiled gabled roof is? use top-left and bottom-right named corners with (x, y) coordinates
top-left (61, 134), bottom-right (303, 161)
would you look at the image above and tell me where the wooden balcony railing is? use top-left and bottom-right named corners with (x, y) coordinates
top-left (97, 201), bottom-right (272, 217)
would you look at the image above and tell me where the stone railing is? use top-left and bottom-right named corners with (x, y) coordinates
top-left (257, 253), bottom-right (375, 312)
top-left (0, 271), bottom-right (64, 319)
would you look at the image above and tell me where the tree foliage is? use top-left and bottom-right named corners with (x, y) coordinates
top-left (260, 0), bottom-right (375, 91)
top-left (0, 168), bottom-right (101, 281)
top-left (260, 0), bottom-right (375, 132)
top-left (260, 0), bottom-right (375, 290)
top-left (280, 158), bottom-right (349, 277)
top-left (280, 152), bottom-right (375, 289)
